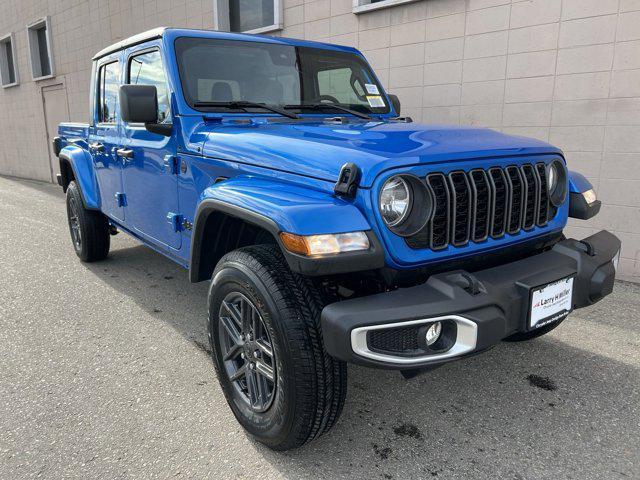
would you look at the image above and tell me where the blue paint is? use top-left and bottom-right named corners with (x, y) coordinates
top-left (56, 28), bottom-right (594, 276)
top-left (569, 170), bottom-right (593, 193)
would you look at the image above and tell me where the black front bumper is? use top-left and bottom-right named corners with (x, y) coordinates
top-left (321, 230), bottom-right (621, 369)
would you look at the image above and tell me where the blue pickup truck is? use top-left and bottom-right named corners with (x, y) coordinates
top-left (55, 27), bottom-right (620, 450)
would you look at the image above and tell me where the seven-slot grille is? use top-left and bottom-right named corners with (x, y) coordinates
top-left (406, 162), bottom-right (553, 250)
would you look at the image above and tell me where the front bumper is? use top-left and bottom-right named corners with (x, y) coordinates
top-left (321, 230), bottom-right (621, 369)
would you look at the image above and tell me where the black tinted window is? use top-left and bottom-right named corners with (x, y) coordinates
top-left (175, 37), bottom-right (389, 114)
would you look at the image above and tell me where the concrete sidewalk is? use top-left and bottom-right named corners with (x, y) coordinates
top-left (0, 175), bottom-right (638, 479)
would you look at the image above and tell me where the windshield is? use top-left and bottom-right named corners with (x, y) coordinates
top-left (175, 37), bottom-right (390, 115)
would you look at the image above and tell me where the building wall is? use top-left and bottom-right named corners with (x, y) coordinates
top-left (0, 0), bottom-right (638, 280)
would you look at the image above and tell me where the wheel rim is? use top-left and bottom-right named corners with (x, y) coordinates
top-left (218, 292), bottom-right (277, 413)
top-left (68, 196), bottom-right (82, 250)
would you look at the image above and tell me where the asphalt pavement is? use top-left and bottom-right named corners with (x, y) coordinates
top-left (0, 175), bottom-right (638, 479)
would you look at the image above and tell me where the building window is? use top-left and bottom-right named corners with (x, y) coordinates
top-left (214, 0), bottom-right (282, 34)
top-left (0, 33), bottom-right (19, 88)
top-left (27, 17), bottom-right (54, 80)
top-left (352, 0), bottom-right (421, 14)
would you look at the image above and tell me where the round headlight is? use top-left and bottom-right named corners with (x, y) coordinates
top-left (547, 160), bottom-right (567, 206)
top-left (380, 176), bottom-right (411, 227)
top-left (548, 164), bottom-right (557, 192)
top-left (379, 175), bottom-right (434, 237)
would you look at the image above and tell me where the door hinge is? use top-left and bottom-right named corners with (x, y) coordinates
top-left (167, 213), bottom-right (192, 232)
top-left (163, 155), bottom-right (179, 175)
top-left (115, 192), bottom-right (127, 207)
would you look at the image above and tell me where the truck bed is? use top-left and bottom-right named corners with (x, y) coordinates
top-left (58, 122), bottom-right (89, 142)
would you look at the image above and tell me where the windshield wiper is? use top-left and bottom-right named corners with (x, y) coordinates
top-left (193, 100), bottom-right (300, 119)
top-left (284, 103), bottom-right (371, 120)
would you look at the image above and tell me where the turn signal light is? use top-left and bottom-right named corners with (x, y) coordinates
top-left (280, 231), bottom-right (370, 256)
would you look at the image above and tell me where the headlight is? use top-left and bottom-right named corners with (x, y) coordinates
top-left (380, 176), bottom-right (411, 227)
top-left (547, 160), bottom-right (568, 206)
top-left (378, 175), bottom-right (434, 237)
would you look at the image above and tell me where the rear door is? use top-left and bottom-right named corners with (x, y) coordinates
top-left (121, 44), bottom-right (180, 249)
top-left (91, 53), bottom-right (125, 222)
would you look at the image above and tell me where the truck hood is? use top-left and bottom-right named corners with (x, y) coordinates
top-left (200, 119), bottom-right (561, 188)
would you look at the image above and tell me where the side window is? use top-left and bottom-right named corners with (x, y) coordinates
top-left (128, 50), bottom-right (170, 123)
top-left (97, 61), bottom-right (120, 124)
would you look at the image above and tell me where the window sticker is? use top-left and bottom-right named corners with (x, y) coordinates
top-left (365, 83), bottom-right (379, 95)
top-left (367, 95), bottom-right (385, 108)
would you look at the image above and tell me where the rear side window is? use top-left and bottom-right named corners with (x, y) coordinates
top-left (97, 61), bottom-right (120, 123)
top-left (128, 50), bottom-right (171, 123)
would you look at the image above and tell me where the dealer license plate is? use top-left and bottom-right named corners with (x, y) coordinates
top-left (529, 277), bottom-right (574, 329)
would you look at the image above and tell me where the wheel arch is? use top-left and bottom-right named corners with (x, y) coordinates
top-left (189, 199), bottom-right (282, 283)
top-left (188, 177), bottom-right (385, 283)
top-left (59, 146), bottom-right (100, 210)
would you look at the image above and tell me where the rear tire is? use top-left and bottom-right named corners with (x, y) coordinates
top-left (66, 181), bottom-right (110, 262)
top-left (208, 245), bottom-right (347, 451)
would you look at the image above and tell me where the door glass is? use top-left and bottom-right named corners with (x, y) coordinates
top-left (128, 50), bottom-right (171, 123)
top-left (98, 61), bottom-right (120, 123)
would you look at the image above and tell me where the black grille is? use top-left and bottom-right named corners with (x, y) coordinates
top-left (368, 326), bottom-right (420, 355)
top-left (406, 162), bottom-right (553, 250)
top-left (448, 172), bottom-right (472, 246)
top-left (426, 173), bottom-right (450, 250)
top-left (535, 163), bottom-right (549, 226)
top-left (506, 166), bottom-right (524, 234)
top-left (521, 164), bottom-right (538, 230)
top-left (470, 169), bottom-right (491, 242)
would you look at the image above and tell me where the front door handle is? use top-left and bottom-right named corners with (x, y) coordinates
top-left (89, 142), bottom-right (105, 152)
top-left (116, 148), bottom-right (134, 159)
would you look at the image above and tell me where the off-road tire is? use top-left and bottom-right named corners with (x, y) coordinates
top-left (208, 244), bottom-right (347, 451)
top-left (504, 318), bottom-right (565, 342)
top-left (66, 181), bottom-right (110, 262)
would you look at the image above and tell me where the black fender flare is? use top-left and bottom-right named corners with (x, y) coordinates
top-left (189, 199), bottom-right (385, 282)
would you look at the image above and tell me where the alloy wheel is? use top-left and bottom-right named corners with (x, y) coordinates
top-left (68, 196), bottom-right (82, 250)
top-left (218, 292), bottom-right (276, 412)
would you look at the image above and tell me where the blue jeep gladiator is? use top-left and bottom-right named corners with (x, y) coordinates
top-left (54, 28), bottom-right (621, 450)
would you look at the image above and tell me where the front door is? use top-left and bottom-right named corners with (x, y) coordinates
top-left (121, 45), bottom-right (180, 249)
top-left (92, 55), bottom-right (125, 222)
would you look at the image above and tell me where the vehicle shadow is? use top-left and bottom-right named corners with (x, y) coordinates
top-left (86, 239), bottom-right (639, 480)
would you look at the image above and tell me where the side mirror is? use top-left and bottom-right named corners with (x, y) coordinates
top-left (388, 94), bottom-right (401, 115)
top-left (119, 84), bottom-right (172, 136)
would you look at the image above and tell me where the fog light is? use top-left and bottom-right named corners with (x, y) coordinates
top-left (425, 322), bottom-right (442, 346)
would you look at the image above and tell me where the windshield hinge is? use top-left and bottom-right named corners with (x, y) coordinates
top-left (334, 163), bottom-right (361, 199)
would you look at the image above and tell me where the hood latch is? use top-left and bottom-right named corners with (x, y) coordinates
top-left (334, 162), bottom-right (361, 199)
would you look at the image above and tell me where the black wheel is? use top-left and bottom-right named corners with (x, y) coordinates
top-left (504, 318), bottom-right (565, 342)
top-left (66, 181), bottom-right (110, 262)
top-left (208, 245), bottom-right (347, 451)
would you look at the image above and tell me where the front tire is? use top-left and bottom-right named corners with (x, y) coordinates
top-left (66, 181), bottom-right (110, 262)
top-left (208, 245), bottom-right (347, 451)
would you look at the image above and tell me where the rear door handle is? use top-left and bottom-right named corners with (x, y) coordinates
top-left (116, 148), bottom-right (134, 159)
top-left (89, 142), bottom-right (105, 152)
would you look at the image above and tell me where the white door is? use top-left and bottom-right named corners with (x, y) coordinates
top-left (42, 83), bottom-right (70, 182)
